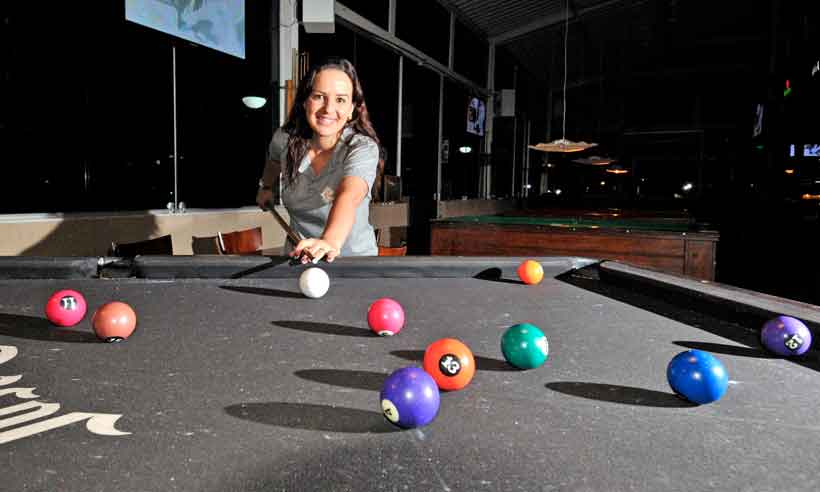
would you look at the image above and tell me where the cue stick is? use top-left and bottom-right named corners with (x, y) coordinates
top-left (266, 200), bottom-right (319, 264)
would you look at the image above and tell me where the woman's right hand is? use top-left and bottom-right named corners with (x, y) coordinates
top-left (256, 187), bottom-right (274, 210)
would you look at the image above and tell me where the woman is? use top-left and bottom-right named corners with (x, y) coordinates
top-left (256, 58), bottom-right (383, 263)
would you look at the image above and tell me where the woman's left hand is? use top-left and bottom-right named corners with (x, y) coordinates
top-left (291, 238), bottom-right (341, 263)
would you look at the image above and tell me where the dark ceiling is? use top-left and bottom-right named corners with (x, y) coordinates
top-left (441, 0), bottom-right (777, 88)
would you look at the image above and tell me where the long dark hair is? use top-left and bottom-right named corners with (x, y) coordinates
top-left (282, 58), bottom-right (384, 198)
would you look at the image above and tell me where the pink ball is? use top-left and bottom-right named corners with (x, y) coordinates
top-left (368, 298), bottom-right (405, 336)
top-left (45, 289), bottom-right (87, 327)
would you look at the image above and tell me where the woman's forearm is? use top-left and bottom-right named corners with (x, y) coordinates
top-left (321, 193), bottom-right (358, 250)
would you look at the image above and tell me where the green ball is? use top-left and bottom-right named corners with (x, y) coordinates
top-left (501, 323), bottom-right (549, 369)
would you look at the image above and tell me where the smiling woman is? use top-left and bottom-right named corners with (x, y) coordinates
top-left (256, 58), bottom-right (384, 263)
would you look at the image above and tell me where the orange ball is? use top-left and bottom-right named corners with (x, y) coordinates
top-left (423, 338), bottom-right (476, 391)
top-left (92, 301), bottom-right (137, 343)
top-left (517, 260), bottom-right (544, 285)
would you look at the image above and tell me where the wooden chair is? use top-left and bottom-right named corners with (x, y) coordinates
top-left (109, 234), bottom-right (173, 257)
top-left (191, 235), bottom-right (221, 255)
top-left (378, 245), bottom-right (407, 256)
top-left (375, 228), bottom-right (407, 256)
top-left (217, 227), bottom-right (263, 255)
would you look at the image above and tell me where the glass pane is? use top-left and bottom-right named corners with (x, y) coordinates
top-left (340, 0), bottom-right (389, 30)
top-left (175, 0), bottom-right (273, 209)
top-left (441, 81), bottom-right (483, 200)
top-left (454, 21), bottom-right (488, 87)
top-left (300, 22), bottom-right (356, 69)
top-left (355, 37), bottom-right (399, 180)
top-left (401, 62), bottom-right (440, 254)
top-left (0, 1), bottom-right (274, 213)
top-left (396, 0), bottom-right (449, 66)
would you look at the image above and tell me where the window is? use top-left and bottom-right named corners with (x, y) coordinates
top-left (454, 21), bottom-right (487, 87)
top-left (396, 0), bottom-right (449, 66)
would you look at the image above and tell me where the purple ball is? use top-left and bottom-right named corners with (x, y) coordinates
top-left (380, 367), bottom-right (440, 428)
top-left (761, 316), bottom-right (813, 356)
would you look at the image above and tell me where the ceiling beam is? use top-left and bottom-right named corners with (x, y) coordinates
top-left (490, 0), bottom-right (624, 44)
top-left (335, 3), bottom-right (488, 96)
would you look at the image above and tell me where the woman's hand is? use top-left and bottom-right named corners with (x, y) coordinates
top-left (256, 187), bottom-right (274, 210)
top-left (291, 238), bottom-right (341, 263)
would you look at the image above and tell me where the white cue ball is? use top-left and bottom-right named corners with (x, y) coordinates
top-left (299, 267), bottom-right (330, 298)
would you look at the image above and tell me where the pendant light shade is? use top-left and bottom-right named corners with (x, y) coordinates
top-left (529, 0), bottom-right (597, 153)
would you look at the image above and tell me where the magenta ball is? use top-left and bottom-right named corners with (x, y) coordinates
top-left (761, 316), bottom-right (813, 356)
top-left (45, 289), bottom-right (87, 327)
top-left (368, 298), bottom-right (405, 336)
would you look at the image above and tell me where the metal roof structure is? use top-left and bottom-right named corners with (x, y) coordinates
top-left (438, 0), bottom-right (773, 86)
top-left (440, 0), bottom-right (628, 43)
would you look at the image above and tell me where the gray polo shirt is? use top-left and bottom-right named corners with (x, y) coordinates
top-left (268, 127), bottom-right (379, 257)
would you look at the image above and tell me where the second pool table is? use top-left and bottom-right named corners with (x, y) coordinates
top-left (431, 208), bottom-right (719, 280)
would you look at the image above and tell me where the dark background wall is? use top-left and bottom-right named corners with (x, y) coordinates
top-left (1, 1), bottom-right (819, 303)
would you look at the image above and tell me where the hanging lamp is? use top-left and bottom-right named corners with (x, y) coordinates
top-left (529, 0), bottom-right (597, 154)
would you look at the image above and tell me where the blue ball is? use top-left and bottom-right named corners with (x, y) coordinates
top-left (667, 350), bottom-right (729, 404)
top-left (380, 367), bottom-right (440, 428)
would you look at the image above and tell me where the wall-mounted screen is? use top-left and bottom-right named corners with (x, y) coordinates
top-left (466, 97), bottom-right (485, 136)
top-left (125, 0), bottom-right (245, 59)
top-left (753, 103), bottom-right (764, 138)
top-left (805, 144), bottom-right (820, 157)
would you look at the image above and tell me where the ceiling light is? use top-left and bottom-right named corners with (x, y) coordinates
top-left (242, 96), bottom-right (267, 109)
top-left (572, 155), bottom-right (616, 165)
top-left (528, 0), bottom-right (597, 154)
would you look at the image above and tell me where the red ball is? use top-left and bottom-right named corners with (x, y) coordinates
top-left (423, 338), bottom-right (475, 391)
top-left (45, 289), bottom-right (87, 327)
top-left (368, 298), bottom-right (405, 336)
top-left (92, 301), bottom-right (137, 342)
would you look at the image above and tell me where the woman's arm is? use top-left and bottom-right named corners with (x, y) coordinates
top-left (322, 176), bottom-right (369, 250)
top-left (256, 159), bottom-right (281, 210)
top-left (291, 175), bottom-right (368, 263)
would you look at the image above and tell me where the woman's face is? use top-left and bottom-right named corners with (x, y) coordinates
top-left (304, 68), bottom-right (355, 140)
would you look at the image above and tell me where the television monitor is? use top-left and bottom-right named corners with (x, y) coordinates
top-left (466, 97), bottom-right (486, 136)
top-left (752, 103), bottom-right (764, 138)
top-left (804, 144), bottom-right (820, 157)
top-left (125, 0), bottom-right (245, 59)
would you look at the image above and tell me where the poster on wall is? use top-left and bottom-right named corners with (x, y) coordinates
top-left (752, 103), bottom-right (764, 138)
top-left (466, 97), bottom-right (486, 136)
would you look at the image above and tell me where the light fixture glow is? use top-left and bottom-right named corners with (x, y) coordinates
top-left (242, 96), bottom-right (267, 109)
top-left (573, 155), bottom-right (615, 165)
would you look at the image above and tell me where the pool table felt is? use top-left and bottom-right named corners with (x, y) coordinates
top-left (1, 259), bottom-right (819, 491)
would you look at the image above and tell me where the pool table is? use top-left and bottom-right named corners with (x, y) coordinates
top-left (1, 255), bottom-right (818, 492)
top-left (431, 209), bottom-right (719, 280)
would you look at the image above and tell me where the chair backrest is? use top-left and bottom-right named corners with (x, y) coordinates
top-left (374, 227), bottom-right (407, 257)
top-left (191, 235), bottom-right (221, 254)
top-left (217, 227), bottom-right (263, 255)
top-left (109, 234), bottom-right (174, 257)
top-left (378, 245), bottom-right (407, 256)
